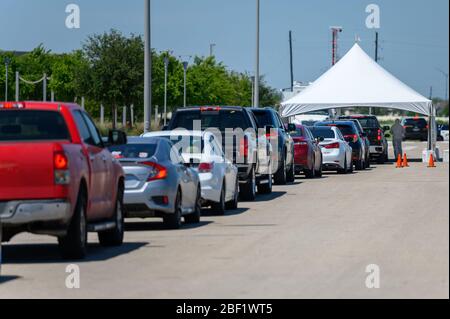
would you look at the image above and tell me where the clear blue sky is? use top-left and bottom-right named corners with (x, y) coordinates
top-left (1, 0), bottom-right (448, 99)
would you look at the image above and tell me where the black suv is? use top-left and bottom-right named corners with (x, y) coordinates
top-left (339, 115), bottom-right (390, 164)
top-left (401, 117), bottom-right (428, 141)
top-left (249, 108), bottom-right (295, 185)
top-left (315, 120), bottom-right (367, 170)
top-left (166, 106), bottom-right (273, 201)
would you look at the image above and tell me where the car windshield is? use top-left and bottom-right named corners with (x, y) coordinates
top-left (171, 109), bottom-right (249, 131)
top-left (251, 111), bottom-right (273, 127)
top-left (109, 143), bottom-right (157, 159)
top-left (0, 110), bottom-right (70, 142)
top-left (309, 127), bottom-right (335, 139)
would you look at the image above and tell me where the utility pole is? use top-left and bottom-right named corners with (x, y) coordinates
top-left (330, 27), bottom-right (342, 117)
top-left (15, 71), bottom-right (19, 101)
top-left (436, 68), bottom-right (449, 102)
top-left (375, 31), bottom-right (379, 62)
top-left (163, 55), bottom-right (169, 125)
top-left (209, 43), bottom-right (216, 57)
top-left (429, 86), bottom-right (433, 100)
top-left (254, 0), bottom-right (260, 108)
top-left (289, 30), bottom-right (294, 92)
top-left (183, 61), bottom-right (188, 107)
top-left (4, 57), bottom-right (10, 101)
top-left (250, 76), bottom-right (255, 107)
top-left (43, 73), bottom-right (47, 102)
top-left (144, 0), bottom-right (152, 133)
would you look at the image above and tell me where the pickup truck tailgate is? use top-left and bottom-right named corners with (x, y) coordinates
top-left (0, 143), bottom-right (59, 200)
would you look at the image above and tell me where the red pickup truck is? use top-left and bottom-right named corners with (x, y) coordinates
top-left (0, 102), bottom-right (125, 259)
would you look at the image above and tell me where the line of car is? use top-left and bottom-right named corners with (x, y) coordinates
top-left (0, 102), bottom-right (391, 265)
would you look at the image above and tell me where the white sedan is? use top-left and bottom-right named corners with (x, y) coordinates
top-left (143, 130), bottom-right (239, 214)
top-left (308, 126), bottom-right (353, 174)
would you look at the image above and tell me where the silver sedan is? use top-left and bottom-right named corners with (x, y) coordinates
top-left (108, 137), bottom-right (201, 229)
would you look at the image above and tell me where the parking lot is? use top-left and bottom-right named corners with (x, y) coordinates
top-left (0, 141), bottom-right (448, 299)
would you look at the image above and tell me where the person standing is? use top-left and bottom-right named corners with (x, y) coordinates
top-left (391, 119), bottom-right (405, 160)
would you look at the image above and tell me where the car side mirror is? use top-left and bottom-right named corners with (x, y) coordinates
top-left (385, 133), bottom-right (391, 138)
top-left (383, 126), bottom-right (390, 131)
top-left (286, 123), bottom-right (297, 133)
top-left (317, 137), bottom-right (324, 142)
top-left (162, 125), bottom-right (169, 131)
top-left (107, 129), bottom-right (127, 146)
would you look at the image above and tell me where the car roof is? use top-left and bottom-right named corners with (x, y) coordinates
top-left (339, 114), bottom-right (376, 119)
top-left (174, 106), bottom-right (245, 112)
top-left (248, 107), bottom-right (276, 112)
top-left (143, 130), bottom-right (207, 138)
top-left (0, 101), bottom-right (82, 111)
top-left (126, 136), bottom-right (164, 144)
top-left (317, 120), bottom-right (357, 127)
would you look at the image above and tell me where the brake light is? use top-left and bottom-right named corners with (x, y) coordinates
top-left (323, 142), bottom-right (340, 149)
top-left (198, 162), bottom-right (214, 173)
top-left (54, 151), bottom-right (70, 185)
top-left (239, 136), bottom-right (249, 158)
top-left (377, 129), bottom-right (382, 141)
top-left (344, 134), bottom-right (358, 143)
top-left (200, 106), bottom-right (220, 112)
top-left (0, 102), bottom-right (24, 109)
top-left (142, 162), bottom-right (168, 181)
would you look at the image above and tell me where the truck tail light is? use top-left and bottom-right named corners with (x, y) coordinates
top-left (54, 151), bottom-right (70, 185)
top-left (0, 102), bottom-right (25, 109)
top-left (198, 162), bottom-right (214, 173)
top-left (143, 162), bottom-right (168, 182)
top-left (239, 136), bottom-right (249, 159)
top-left (377, 129), bottom-right (382, 141)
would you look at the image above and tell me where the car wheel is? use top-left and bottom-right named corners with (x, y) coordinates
top-left (338, 157), bottom-right (348, 175)
top-left (58, 189), bottom-right (88, 259)
top-left (225, 178), bottom-right (239, 210)
top-left (315, 156), bottom-right (323, 178)
top-left (378, 152), bottom-right (387, 164)
top-left (239, 167), bottom-right (256, 201)
top-left (304, 158), bottom-right (315, 179)
top-left (185, 186), bottom-right (201, 224)
top-left (98, 185), bottom-right (125, 247)
top-left (164, 190), bottom-right (182, 229)
top-left (286, 160), bottom-right (295, 183)
top-left (365, 153), bottom-right (371, 168)
top-left (211, 182), bottom-right (226, 215)
top-left (258, 173), bottom-right (272, 194)
top-left (355, 157), bottom-right (364, 170)
top-left (273, 155), bottom-right (287, 185)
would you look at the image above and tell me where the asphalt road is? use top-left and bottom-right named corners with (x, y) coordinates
top-left (0, 141), bottom-right (448, 299)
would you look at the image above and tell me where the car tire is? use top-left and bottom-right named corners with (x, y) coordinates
top-left (225, 178), bottom-right (239, 210)
top-left (286, 160), bottom-right (295, 183)
top-left (338, 157), bottom-right (348, 175)
top-left (304, 158), bottom-right (315, 179)
top-left (273, 155), bottom-right (287, 185)
top-left (240, 167), bottom-right (256, 201)
top-left (58, 189), bottom-right (88, 260)
top-left (365, 153), bottom-right (371, 168)
top-left (258, 173), bottom-right (272, 194)
top-left (185, 186), bottom-right (201, 224)
top-left (211, 182), bottom-right (226, 215)
top-left (164, 190), bottom-right (182, 229)
top-left (355, 157), bottom-right (364, 170)
top-left (378, 152), bottom-right (388, 164)
top-left (98, 186), bottom-right (125, 247)
top-left (315, 156), bottom-right (323, 178)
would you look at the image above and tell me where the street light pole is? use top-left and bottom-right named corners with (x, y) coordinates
top-left (144, 0), bottom-right (152, 133)
top-left (4, 57), bottom-right (10, 101)
top-left (209, 43), bottom-right (216, 57)
top-left (254, 0), bottom-right (260, 108)
top-left (164, 55), bottom-right (169, 125)
top-left (436, 68), bottom-right (449, 102)
top-left (183, 61), bottom-right (188, 108)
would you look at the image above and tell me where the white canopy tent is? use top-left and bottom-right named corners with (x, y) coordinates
top-left (281, 43), bottom-right (436, 150)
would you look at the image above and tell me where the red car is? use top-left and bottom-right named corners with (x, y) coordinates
top-left (0, 102), bottom-right (125, 259)
top-left (290, 125), bottom-right (323, 178)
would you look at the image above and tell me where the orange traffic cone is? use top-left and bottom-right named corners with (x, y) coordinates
top-left (396, 154), bottom-right (403, 168)
top-left (428, 154), bottom-right (436, 168)
top-left (402, 153), bottom-right (409, 167)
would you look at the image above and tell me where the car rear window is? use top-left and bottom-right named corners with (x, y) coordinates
top-left (251, 110), bottom-right (274, 127)
top-left (353, 117), bottom-right (379, 128)
top-left (0, 110), bottom-right (70, 142)
top-left (404, 118), bottom-right (427, 128)
top-left (334, 125), bottom-right (356, 136)
top-left (309, 127), bottom-right (335, 139)
top-left (171, 109), bottom-right (249, 131)
top-left (109, 144), bottom-right (157, 159)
